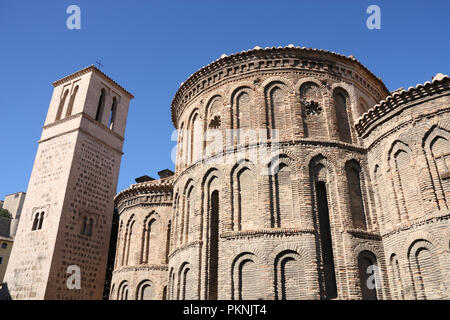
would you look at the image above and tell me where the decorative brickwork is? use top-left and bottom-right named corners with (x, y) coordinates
top-left (109, 47), bottom-right (450, 300)
top-left (3, 66), bottom-right (132, 300)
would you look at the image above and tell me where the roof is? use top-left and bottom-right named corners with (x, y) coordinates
top-left (170, 45), bottom-right (390, 127)
top-left (52, 65), bottom-right (134, 99)
top-left (114, 176), bottom-right (174, 205)
top-left (355, 73), bottom-right (450, 137)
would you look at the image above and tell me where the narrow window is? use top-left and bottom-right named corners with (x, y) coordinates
top-left (266, 86), bottom-right (284, 139)
top-left (142, 219), bottom-right (154, 263)
top-left (165, 220), bottom-right (171, 264)
top-left (87, 218), bottom-right (94, 236)
top-left (316, 181), bottom-right (338, 299)
top-left (95, 89), bottom-right (106, 122)
top-left (37, 212), bottom-right (45, 230)
top-left (358, 251), bottom-right (378, 300)
top-left (81, 216), bottom-right (87, 235)
top-left (66, 85), bottom-right (79, 117)
top-left (32, 212), bottom-right (39, 231)
top-left (162, 286), bottom-right (167, 300)
top-left (208, 190), bottom-right (219, 300)
top-left (108, 97), bottom-right (118, 130)
top-left (334, 90), bottom-right (352, 143)
top-left (124, 221), bottom-right (134, 266)
top-left (346, 164), bottom-right (367, 230)
top-left (55, 90), bottom-right (69, 121)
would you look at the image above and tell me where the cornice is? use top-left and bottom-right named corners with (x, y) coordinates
top-left (42, 112), bottom-right (125, 142)
top-left (112, 264), bottom-right (168, 274)
top-left (381, 211), bottom-right (450, 239)
top-left (172, 138), bottom-right (366, 186)
top-left (170, 45), bottom-right (390, 127)
top-left (220, 227), bottom-right (315, 240)
top-left (356, 74), bottom-right (450, 138)
top-left (114, 176), bottom-right (174, 205)
top-left (52, 65), bottom-right (134, 99)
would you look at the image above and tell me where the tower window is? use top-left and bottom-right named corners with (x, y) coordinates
top-left (55, 90), bottom-right (69, 121)
top-left (32, 211), bottom-right (45, 231)
top-left (81, 216), bottom-right (94, 236)
top-left (95, 89), bottom-right (106, 122)
top-left (108, 97), bottom-right (118, 130)
top-left (316, 181), bottom-right (338, 299)
top-left (66, 85), bottom-right (79, 117)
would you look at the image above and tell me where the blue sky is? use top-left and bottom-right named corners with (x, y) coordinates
top-left (0, 0), bottom-right (449, 200)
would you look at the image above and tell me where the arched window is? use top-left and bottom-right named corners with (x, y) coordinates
top-left (169, 268), bottom-right (175, 300)
top-left (87, 218), bottom-right (93, 236)
top-left (310, 157), bottom-right (337, 299)
top-left (177, 123), bottom-right (184, 170)
top-left (173, 193), bottom-right (181, 246)
top-left (431, 136), bottom-right (450, 190)
top-left (237, 167), bottom-right (254, 230)
top-left (165, 220), bottom-right (171, 264)
top-left (232, 253), bottom-right (262, 300)
top-left (202, 169), bottom-right (220, 300)
top-left (95, 89), bottom-right (106, 122)
top-left (270, 162), bottom-right (294, 228)
top-left (232, 91), bottom-right (250, 129)
top-left (265, 85), bottom-right (286, 140)
top-left (357, 251), bottom-right (379, 300)
top-left (345, 161), bottom-right (367, 230)
top-left (32, 212), bottom-right (40, 231)
top-left (274, 250), bottom-right (304, 300)
top-left (55, 89), bottom-right (69, 121)
top-left (373, 165), bottom-right (387, 227)
top-left (300, 82), bottom-right (326, 138)
top-left (390, 254), bottom-right (404, 299)
top-left (183, 185), bottom-right (194, 243)
top-left (408, 240), bottom-right (443, 299)
top-left (137, 280), bottom-right (153, 300)
top-left (141, 214), bottom-right (160, 264)
top-left (190, 113), bottom-right (202, 163)
top-left (110, 284), bottom-right (115, 300)
top-left (208, 189), bottom-right (219, 300)
top-left (162, 286), bottom-right (167, 300)
top-left (122, 218), bottom-right (135, 266)
top-left (115, 221), bottom-right (123, 268)
top-left (66, 85), bottom-right (79, 117)
top-left (178, 263), bottom-right (191, 300)
top-left (333, 89), bottom-right (352, 143)
top-left (81, 217), bottom-right (93, 236)
top-left (108, 97), bottom-right (118, 130)
top-left (32, 211), bottom-right (45, 230)
top-left (118, 281), bottom-right (129, 300)
top-left (394, 147), bottom-right (422, 219)
top-left (81, 216), bottom-right (88, 235)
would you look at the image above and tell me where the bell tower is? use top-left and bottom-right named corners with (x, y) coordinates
top-left (3, 66), bottom-right (133, 299)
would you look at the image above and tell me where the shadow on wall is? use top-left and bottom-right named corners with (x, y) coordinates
top-left (0, 282), bottom-right (11, 300)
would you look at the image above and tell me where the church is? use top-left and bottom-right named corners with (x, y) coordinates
top-left (3, 46), bottom-right (450, 300)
